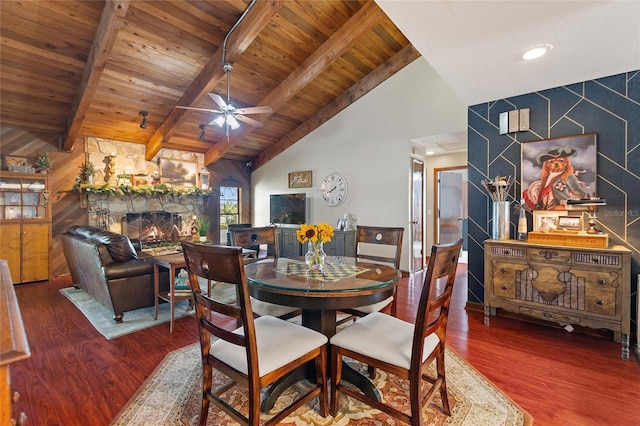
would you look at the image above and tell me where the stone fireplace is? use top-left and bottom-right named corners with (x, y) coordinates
top-left (86, 192), bottom-right (209, 243)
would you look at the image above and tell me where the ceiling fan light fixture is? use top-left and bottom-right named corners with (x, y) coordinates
top-left (213, 115), bottom-right (226, 127)
top-left (174, 1), bottom-right (269, 140)
top-left (227, 115), bottom-right (240, 130)
top-left (521, 44), bottom-right (553, 60)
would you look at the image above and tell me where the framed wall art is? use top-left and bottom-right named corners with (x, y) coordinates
top-left (557, 216), bottom-right (583, 231)
top-left (159, 158), bottom-right (197, 187)
top-left (533, 210), bottom-right (568, 232)
top-left (288, 170), bottom-right (312, 188)
top-left (521, 133), bottom-right (597, 211)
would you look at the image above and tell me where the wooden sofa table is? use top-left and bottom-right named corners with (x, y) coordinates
top-left (152, 252), bottom-right (191, 333)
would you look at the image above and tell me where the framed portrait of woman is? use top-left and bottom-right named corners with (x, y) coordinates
top-left (521, 133), bottom-right (597, 211)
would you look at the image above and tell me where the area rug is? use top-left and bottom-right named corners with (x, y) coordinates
top-left (111, 343), bottom-right (533, 426)
top-left (60, 287), bottom-right (194, 340)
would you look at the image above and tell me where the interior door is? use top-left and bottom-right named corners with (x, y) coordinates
top-left (437, 170), bottom-right (463, 244)
top-left (411, 158), bottom-right (424, 272)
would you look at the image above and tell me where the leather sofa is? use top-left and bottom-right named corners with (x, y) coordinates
top-left (61, 225), bottom-right (170, 323)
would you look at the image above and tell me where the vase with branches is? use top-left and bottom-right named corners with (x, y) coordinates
top-left (79, 161), bottom-right (96, 183)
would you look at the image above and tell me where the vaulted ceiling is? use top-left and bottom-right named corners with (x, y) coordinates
top-left (0, 0), bottom-right (418, 169)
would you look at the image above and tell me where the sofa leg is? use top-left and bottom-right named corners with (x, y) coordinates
top-left (114, 313), bottom-right (124, 323)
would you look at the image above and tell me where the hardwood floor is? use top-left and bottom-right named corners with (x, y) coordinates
top-left (10, 267), bottom-right (640, 426)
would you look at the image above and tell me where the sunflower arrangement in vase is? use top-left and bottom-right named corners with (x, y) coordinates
top-left (296, 223), bottom-right (335, 271)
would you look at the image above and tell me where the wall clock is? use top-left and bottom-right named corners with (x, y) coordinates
top-left (320, 173), bottom-right (347, 207)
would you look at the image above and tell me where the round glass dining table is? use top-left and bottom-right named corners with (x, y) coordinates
top-left (244, 256), bottom-right (401, 337)
top-left (244, 256), bottom-right (401, 410)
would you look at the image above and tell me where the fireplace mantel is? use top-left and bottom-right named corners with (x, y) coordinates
top-left (76, 183), bottom-right (214, 198)
top-left (79, 185), bottom-right (213, 237)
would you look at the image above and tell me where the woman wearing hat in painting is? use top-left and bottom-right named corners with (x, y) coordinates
top-left (523, 145), bottom-right (589, 210)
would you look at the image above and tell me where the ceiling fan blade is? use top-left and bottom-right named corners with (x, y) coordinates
top-left (235, 114), bottom-right (264, 127)
top-left (175, 106), bottom-right (224, 114)
top-left (234, 105), bottom-right (273, 115)
top-left (208, 93), bottom-right (227, 109)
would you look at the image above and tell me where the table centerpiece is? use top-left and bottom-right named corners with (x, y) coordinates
top-left (296, 223), bottom-right (334, 271)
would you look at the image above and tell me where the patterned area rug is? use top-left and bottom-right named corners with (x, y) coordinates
top-left (111, 343), bottom-right (533, 425)
top-left (60, 287), bottom-right (194, 340)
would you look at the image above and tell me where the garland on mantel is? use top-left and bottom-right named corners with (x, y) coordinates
top-left (73, 182), bottom-right (214, 198)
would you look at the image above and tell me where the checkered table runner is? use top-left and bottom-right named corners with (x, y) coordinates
top-left (275, 262), bottom-right (369, 283)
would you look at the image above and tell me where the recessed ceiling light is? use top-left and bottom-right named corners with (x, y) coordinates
top-left (522, 44), bottom-right (553, 60)
top-left (426, 151), bottom-right (435, 155)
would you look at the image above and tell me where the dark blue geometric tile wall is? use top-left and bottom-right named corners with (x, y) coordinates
top-left (467, 70), bottom-right (640, 336)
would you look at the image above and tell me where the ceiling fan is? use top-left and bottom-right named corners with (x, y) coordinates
top-left (177, 63), bottom-right (272, 138)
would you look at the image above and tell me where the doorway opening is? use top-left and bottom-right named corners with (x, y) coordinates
top-left (435, 166), bottom-right (468, 262)
top-left (411, 157), bottom-right (425, 273)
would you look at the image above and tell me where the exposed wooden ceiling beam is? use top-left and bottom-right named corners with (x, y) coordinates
top-left (61, 0), bottom-right (130, 151)
top-left (252, 44), bottom-right (421, 170)
top-left (145, 0), bottom-right (286, 161)
top-left (203, 0), bottom-right (385, 166)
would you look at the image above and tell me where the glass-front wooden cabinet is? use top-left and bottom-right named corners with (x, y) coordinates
top-left (0, 172), bottom-right (51, 283)
top-left (0, 173), bottom-right (49, 220)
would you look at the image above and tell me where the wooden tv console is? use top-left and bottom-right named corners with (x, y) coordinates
top-left (483, 239), bottom-right (631, 359)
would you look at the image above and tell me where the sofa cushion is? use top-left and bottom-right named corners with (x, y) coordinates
top-left (65, 226), bottom-right (139, 262)
top-left (71, 225), bottom-right (98, 239)
top-left (97, 232), bottom-right (138, 262)
top-left (103, 259), bottom-right (153, 280)
top-left (77, 227), bottom-right (138, 262)
top-left (66, 225), bottom-right (82, 236)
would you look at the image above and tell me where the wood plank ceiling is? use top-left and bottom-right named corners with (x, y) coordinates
top-left (0, 0), bottom-right (419, 169)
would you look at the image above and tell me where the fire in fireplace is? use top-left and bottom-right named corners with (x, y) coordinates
top-left (123, 211), bottom-right (183, 245)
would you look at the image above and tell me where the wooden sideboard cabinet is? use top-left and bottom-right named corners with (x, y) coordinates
top-left (276, 225), bottom-right (356, 258)
top-left (0, 172), bottom-right (51, 283)
top-left (277, 225), bottom-right (303, 257)
top-left (483, 239), bottom-right (631, 359)
top-left (0, 260), bottom-right (31, 425)
top-left (323, 229), bottom-right (356, 257)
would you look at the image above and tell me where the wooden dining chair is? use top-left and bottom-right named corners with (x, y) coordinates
top-left (181, 242), bottom-right (328, 426)
top-left (339, 226), bottom-right (404, 321)
top-left (226, 223), bottom-right (253, 246)
top-left (229, 225), bottom-right (301, 320)
top-left (229, 225), bottom-right (276, 261)
top-left (329, 238), bottom-right (463, 426)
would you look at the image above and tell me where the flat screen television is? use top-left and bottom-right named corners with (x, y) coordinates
top-left (270, 193), bottom-right (307, 225)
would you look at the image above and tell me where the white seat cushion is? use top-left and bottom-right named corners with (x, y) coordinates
top-left (329, 312), bottom-right (439, 370)
top-left (352, 296), bottom-right (393, 314)
top-left (250, 296), bottom-right (299, 318)
top-left (210, 315), bottom-right (327, 377)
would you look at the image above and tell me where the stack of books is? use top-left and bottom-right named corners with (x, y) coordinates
top-left (173, 272), bottom-right (191, 296)
top-left (169, 289), bottom-right (192, 298)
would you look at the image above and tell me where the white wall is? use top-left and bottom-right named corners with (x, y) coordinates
top-left (251, 58), bottom-right (467, 271)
